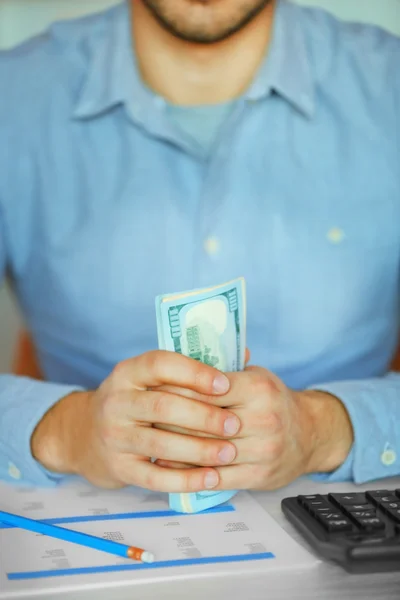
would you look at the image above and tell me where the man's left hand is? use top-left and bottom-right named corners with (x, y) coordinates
top-left (155, 366), bottom-right (354, 491)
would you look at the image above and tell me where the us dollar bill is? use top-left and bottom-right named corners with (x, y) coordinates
top-left (155, 277), bottom-right (246, 513)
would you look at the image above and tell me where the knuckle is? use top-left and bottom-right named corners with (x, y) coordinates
top-left (111, 359), bottom-right (129, 382)
top-left (151, 392), bottom-right (171, 421)
top-left (145, 350), bottom-right (162, 372)
top-left (205, 440), bottom-right (220, 464)
top-left (249, 372), bottom-right (280, 398)
top-left (254, 438), bottom-right (283, 462)
top-left (145, 350), bottom-right (170, 376)
top-left (203, 405), bottom-right (220, 433)
top-left (193, 361), bottom-right (212, 390)
top-left (258, 411), bottom-right (284, 435)
top-left (182, 469), bottom-right (198, 492)
top-left (149, 436), bottom-right (167, 460)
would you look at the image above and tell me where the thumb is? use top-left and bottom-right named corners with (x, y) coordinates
top-left (244, 347), bottom-right (251, 366)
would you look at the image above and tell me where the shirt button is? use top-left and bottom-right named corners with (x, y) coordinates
top-left (381, 449), bottom-right (396, 466)
top-left (8, 462), bottom-right (22, 480)
top-left (327, 227), bottom-right (345, 244)
top-left (204, 237), bottom-right (220, 256)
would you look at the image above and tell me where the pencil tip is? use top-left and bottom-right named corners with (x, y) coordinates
top-left (141, 551), bottom-right (155, 564)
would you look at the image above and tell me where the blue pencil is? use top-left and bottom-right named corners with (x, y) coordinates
top-left (0, 509), bottom-right (155, 563)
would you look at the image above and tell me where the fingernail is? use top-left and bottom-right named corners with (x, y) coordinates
top-left (204, 471), bottom-right (219, 489)
top-left (213, 374), bottom-right (229, 394)
top-left (224, 416), bottom-right (240, 436)
top-left (218, 445), bottom-right (236, 464)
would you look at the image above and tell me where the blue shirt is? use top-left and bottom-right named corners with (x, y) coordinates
top-left (166, 102), bottom-right (235, 155)
top-left (0, 0), bottom-right (399, 487)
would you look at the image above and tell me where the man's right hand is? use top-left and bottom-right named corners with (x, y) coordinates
top-left (30, 351), bottom-right (240, 492)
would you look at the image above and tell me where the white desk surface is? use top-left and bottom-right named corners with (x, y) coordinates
top-left (22, 477), bottom-right (400, 600)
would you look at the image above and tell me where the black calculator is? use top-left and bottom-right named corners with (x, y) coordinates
top-left (281, 489), bottom-right (400, 573)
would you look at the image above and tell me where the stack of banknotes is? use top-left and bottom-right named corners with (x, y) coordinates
top-left (155, 277), bottom-right (246, 513)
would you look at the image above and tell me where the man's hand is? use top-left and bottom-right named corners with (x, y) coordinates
top-left (30, 351), bottom-right (241, 492)
top-left (155, 366), bottom-right (354, 491)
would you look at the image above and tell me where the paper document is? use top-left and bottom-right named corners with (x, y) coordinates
top-left (0, 479), bottom-right (318, 598)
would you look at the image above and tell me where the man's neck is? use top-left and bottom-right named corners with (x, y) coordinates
top-left (131, 1), bottom-right (276, 106)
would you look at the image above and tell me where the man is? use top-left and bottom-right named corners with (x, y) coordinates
top-left (0, 0), bottom-right (399, 493)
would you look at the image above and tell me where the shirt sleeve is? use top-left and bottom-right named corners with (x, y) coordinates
top-left (308, 373), bottom-right (400, 484)
top-left (310, 37), bottom-right (400, 486)
top-left (0, 375), bottom-right (84, 486)
top-left (0, 198), bottom-right (83, 487)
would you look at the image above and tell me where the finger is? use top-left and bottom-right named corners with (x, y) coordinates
top-left (116, 390), bottom-right (241, 437)
top-left (155, 423), bottom-right (219, 439)
top-left (152, 366), bottom-right (269, 409)
top-left (155, 460), bottom-right (194, 469)
top-left (151, 384), bottom-right (221, 406)
top-left (245, 348), bottom-right (251, 365)
top-left (155, 437), bottom-right (281, 469)
top-left (112, 350), bottom-right (230, 396)
top-left (228, 435), bottom-right (282, 465)
top-left (116, 427), bottom-right (237, 467)
top-left (121, 461), bottom-right (220, 493)
top-left (153, 371), bottom-right (250, 409)
top-left (213, 464), bottom-right (262, 490)
top-left (150, 382), bottom-right (237, 408)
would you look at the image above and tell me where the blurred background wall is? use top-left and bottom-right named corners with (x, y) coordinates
top-left (0, 0), bottom-right (399, 371)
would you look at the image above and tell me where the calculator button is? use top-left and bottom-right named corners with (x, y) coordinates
top-left (386, 508), bottom-right (400, 523)
top-left (366, 490), bottom-right (391, 503)
top-left (378, 502), bottom-right (400, 516)
top-left (329, 493), bottom-right (369, 506)
top-left (308, 500), bottom-right (331, 509)
top-left (298, 495), bottom-right (320, 501)
top-left (298, 496), bottom-right (330, 511)
top-left (376, 496), bottom-right (398, 504)
top-left (346, 504), bottom-right (375, 512)
top-left (355, 517), bottom-right (386, 532)
top-left (322, 519), bottom-right (353, 533)
top-left (314, 507), bottom-right (333, 514)
top-left (350, 511), bottom-right (376, 519)
top-left (298, 494), bottom-right (323, 505)
top-left (347, 534), bottom-right (388, 544)
top-left (317, 512), bottom-right (343, 521)
top-left (381, 502), bottom-right (400, 509)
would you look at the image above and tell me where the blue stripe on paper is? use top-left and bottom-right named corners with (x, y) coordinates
top-left (7, 552), bottom-right (274, 580)
top-left (0, 503), bottom-right (235, 530)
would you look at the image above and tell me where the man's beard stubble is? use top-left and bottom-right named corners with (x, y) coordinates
top-left (141, 0), bottom-right (273, 44)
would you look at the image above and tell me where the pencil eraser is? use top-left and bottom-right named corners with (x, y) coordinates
top-left (169, 490), bottom-right (237, 513)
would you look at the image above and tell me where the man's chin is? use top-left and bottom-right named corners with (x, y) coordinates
top-left (141, 0), bottom-right (272, 45)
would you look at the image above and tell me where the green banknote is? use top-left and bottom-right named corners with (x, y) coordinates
top-left (155, 277), bottom-right (246, 513)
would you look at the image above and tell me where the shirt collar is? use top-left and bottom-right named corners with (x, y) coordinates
top-left (73, 0), bottom-right (315, 120)
top-left (246, 0), bottom-right (315, 117)
top-left (73, 1), bottom-right (137, 119)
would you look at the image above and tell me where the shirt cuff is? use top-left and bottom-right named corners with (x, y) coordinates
top-left (0, 375), bottom-right (84, 487)
top-left (307, 376), bottom-right (400, 484)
